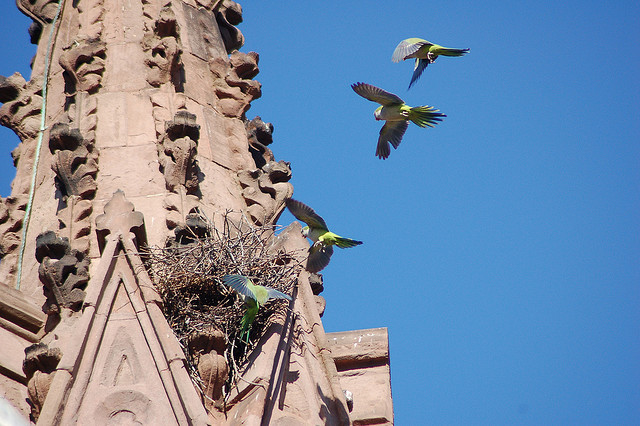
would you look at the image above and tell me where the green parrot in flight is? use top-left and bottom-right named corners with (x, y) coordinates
top-left (351, 82), bottom-right (446, 159)
top-left (222, 274), bottom-right (292, 342)
top-left (286, 198), bottom-right (362, 273)
top-left (392, 38), bottom-right (470, 89)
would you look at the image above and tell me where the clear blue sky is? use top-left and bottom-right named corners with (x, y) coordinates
top-left (2, 1), bottom-right (639, 424)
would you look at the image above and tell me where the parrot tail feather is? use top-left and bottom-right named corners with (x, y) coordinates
top-left (335, 236), bottom-right (363, 249)
top-left (409, 106), bottom-right (446, 128)
top-left (436, 47), bottom-right (470, 57)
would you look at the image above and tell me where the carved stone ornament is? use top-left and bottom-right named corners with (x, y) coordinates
top-left (22, 343), bottom-right (62, 422)
top-left (173, 208), bottom-right (210, 244)
top-left (213, 0), bottom-right (243, 54)
top-left (143, 6), bottom-right (183, 88)
top-left (49, 122), bottom-right (98, 253)
top-left (0, 72), bottom-right (42, 140)
top-left (239, 160), bottom-right (293, 226)
top-left (209, 51), bottom-right (261, 119)
top-left (95, 190), bottom-right (147, 252)
top-left (49, 123), bottom-right (98, 200)
top-left (159, 111), bottom-right (201, 194)
top-left (188, 328), bottom-right (229, 411)
top-left (35, 231), bottom-right (89, 314)
top-left (246, 116), bottom-right (274, 168)
top-left (59, 39), bottom-right (107, 95)
top-left (17, 0), bottom-right (61, 24)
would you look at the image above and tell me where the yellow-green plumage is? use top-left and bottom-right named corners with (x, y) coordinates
top-left (286, 199), bottom-right (363, 272)
top-left (222, 274), bottom-right (291, 342)
top-left (392, 37), bottom-right (470, 89)
top-left (352, 82), bottom-right (445, 159)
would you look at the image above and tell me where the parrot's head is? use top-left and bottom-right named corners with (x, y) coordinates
top-left (301, 226), bottom-right (310, 238)
top-left (374, 106), bottom-right (383, 121)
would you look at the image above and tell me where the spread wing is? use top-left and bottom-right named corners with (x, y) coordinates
top-left (286, 198), bottom-right (328, 230)
top-left (306, 243), bottom-right (334, 273)
top-left (222, 274), bottom-right (256, 301)
top-left (351, 82), bottom-right (404, 106)
top-left (408, 58), bottom-right (431, 89)
top-left (392, 38), bottom-right (431, 62)
top-left (266, 288), bottom-right (292, 301)
top-left (377, 121), bottom-right (408, 159)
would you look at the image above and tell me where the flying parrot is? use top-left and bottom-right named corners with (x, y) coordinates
top-left (285, 198), bottom-right (362, 273)
top-left (392, 38), bottom-right (470, 89)
top-left (222, 274), bottom-right (292, 342)
top-left (351, 82), bottom-right (446, 159)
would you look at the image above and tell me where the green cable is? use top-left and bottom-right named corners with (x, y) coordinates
top-left (15, 0), bottom-right (64, 290)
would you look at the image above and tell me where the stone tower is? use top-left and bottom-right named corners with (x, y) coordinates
top-left (0, 1), bottom-right (393, 424)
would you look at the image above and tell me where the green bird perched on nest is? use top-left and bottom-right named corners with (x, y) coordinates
top-left (351, 82), bottom-right (446, 159)
top-left (286, 198), bottom-right (363, 273)
top-left (392, 38), bottom-right (470, 89)
top-left (222, 274), bottom-right (292, 343)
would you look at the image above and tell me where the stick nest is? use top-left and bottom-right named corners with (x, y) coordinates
top-left (143, 211), bottom-right (302, 404)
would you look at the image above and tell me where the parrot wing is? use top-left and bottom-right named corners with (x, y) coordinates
top-left (351, 82), bottom-right (404, 106)
top-left (266, 288), bottom-right (292, 301)
top-left (392, 38), bottom-right (431, 62)
top-left (222, 274), bottom-right (257, 301)
top-left (408, 58), bottom-right (431, 89)
top-left (377, 120), bottom-right (409, 159)
top-left (286, 198), bottom-right (328, 230)
top-left (306, 242), bottom-right (334, 273)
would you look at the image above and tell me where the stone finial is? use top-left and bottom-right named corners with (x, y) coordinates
top-left (35, 231), bottom-right (89, 314)
top-left (188, 328), bottom-right (229, 412)
top-left (95, 190), bottom-right (146, 252)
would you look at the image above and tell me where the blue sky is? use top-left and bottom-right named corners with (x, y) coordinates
top-left (2, 1), bottom-right (639, 424)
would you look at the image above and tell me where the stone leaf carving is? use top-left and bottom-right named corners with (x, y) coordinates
top-left (35, 231), bottom-right (90, 314)
top-left (49, 123), bottom-right (98, 253)
top-left (0, 72), bottom-right (42, 140)
top-left (159, 111), bottom-right (200, 194)
top-left (239, 160), bottom-right (293, 226)
top-left (0, 195), bottom-right (27, 282)
top-left (59, 39), bottom-right (107, 94)
top-left (0, 196), bottom-right (25, 256)
top-left (23, 342), bottom-right (62, 422)
top-left (215, 0), bottom-right (244, 53)
top-left (49, 123), bottom-right (98, 199)
top-left (188, 328), bottom-right (228, 412)
top-left (163, 192), bottom-right (200, 231)
top-left (143, 6), bottom-right (183, 88)
top-left (209, 51), bottom-right (261, 119)
top-left (76, 0), bottom-right (105, 40)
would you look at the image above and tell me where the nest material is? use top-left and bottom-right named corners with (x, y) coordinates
top-left (144, 211), bottom-right (302, 405)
